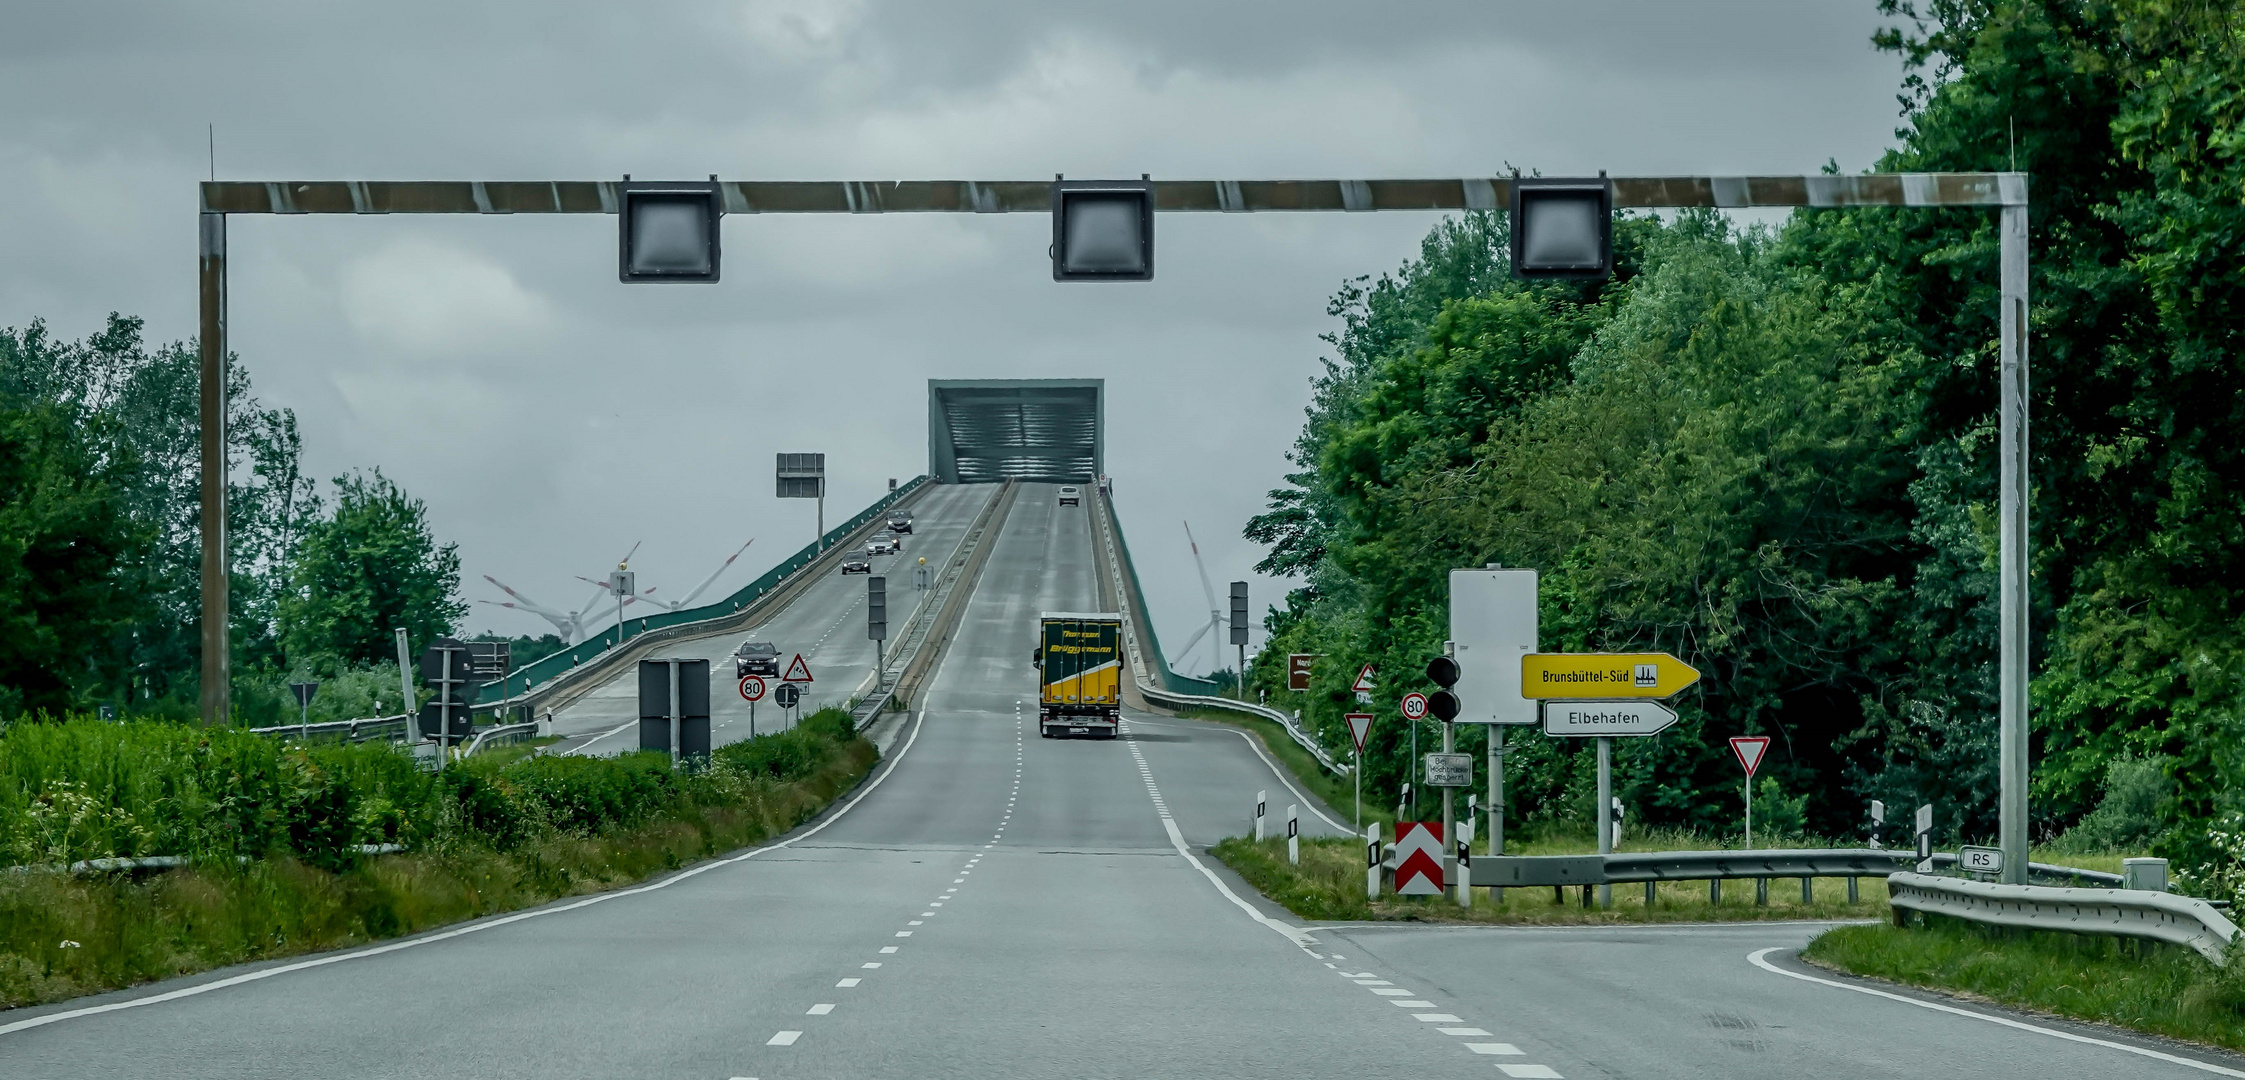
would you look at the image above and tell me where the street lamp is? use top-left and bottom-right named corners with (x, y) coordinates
top-left (1051, 177), bottom-right (1154, 281)
top-left (619, 177), bottom-right (722, 283)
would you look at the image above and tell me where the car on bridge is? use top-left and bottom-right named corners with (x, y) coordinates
top-left (841, 555), bottom-right (872, 574)
top-left (868, 532), bottom-right (901, 555)
top-left (1057, 486), bottom-right (1081, 506)
top-left (887, 511), bottom-right (912, 534)
top-left (732, 641), bottom-right (780, 679)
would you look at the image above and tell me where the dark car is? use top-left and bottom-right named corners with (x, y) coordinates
top-left (887, 513), bottom-right (913, 534)
top-left (733, 641), bottom-right (780, 679)
top-left (841, 557), bottom-right (872, 575)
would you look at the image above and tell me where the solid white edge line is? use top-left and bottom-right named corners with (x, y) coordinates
top-left (1746, 948), bottom-right (2245, 1077)
top-left (1123, 722), bottom-right (1316, 950)
top-left (1134, 714), bottom-right (1349, 834)
top-left (0, 677), bottom-right (943, 1040)
top-left (562, 719), bottom-right (635, 756)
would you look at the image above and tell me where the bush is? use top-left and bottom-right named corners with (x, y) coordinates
top-left (2050, 756), bottom-right (2172, 854)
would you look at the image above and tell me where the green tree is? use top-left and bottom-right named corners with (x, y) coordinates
top-left (0, 395), bottom-right (155, 716)
top-left (278, 471), bottom-right (465, 670)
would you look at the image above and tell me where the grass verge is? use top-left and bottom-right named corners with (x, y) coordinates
top-left (1177, 707), bottom-right (1370, 830)
top-left (1803, 918), bottom-right (2245, 1050)
top-left (0, 713), bottom-right (877, 1009)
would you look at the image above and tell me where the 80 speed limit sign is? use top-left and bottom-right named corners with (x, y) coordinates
top-left (1400, 692), bottom-right (1430, 721)
top-left (738, 675), bottom-right (767, 702)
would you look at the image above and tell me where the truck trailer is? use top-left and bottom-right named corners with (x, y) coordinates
top-left (1033, 611), bottom-right (1123, 738)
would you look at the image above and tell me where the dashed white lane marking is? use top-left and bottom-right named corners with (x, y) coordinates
top-left (1496, 1066), bottom-right (1563, 1079)
top-left (1747, 948), bottom-right (2245, 1077)
top-left (879, 946), bottom-right (898, 954)
top-left (806, 1004), bottom-right (834, 1016)
top-left (893, 931), bottom-right (912, 938)
top-left (766, 1031), bottom-right (801, 1046)
top-left (837, 978), bottom-right (860, 988)
top-left (1412, 1013), bottom-right (1464, 1024)
top-left (1441, 1027), bottom-right (1492, 1037)
top-left (1393, 1000), bottom-right (1437, 1008)
top-left (1467, 1044), bottom-right (1525, 1056)
top-left (1370, 988), bottom-right (1412, 996)
top-left (861, 962), bottom-right (881, 969)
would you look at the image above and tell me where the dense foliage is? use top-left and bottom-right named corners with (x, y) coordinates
top-left (0, 315), bottom-right (466, 722)
top-left (1245, 0), bottom-right (2245, 869)
top-left (0, 709), bottom-right (861, 868)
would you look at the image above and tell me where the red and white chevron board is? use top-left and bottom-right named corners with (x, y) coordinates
top-left (1394, 821), bottom-right (1445, 895)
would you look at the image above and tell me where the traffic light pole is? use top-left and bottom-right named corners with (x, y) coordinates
top-left (192, 174), bottom-right (2031, 883)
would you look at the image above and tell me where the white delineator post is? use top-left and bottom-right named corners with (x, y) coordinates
top-left (1456, 796), bottom-right (1475, 908)
top-left (1287, 805), bottom-right (1300, 866)
top-left (1997, 177), bottom-right (2031, 886)
top-left (1365, 824), bottom-right (1381, 900)
top-left (1255, 790), bottom-right (1267, 842)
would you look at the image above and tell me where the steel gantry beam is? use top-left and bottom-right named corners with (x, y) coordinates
top-left (196, 170), bottom-right (2029, 885)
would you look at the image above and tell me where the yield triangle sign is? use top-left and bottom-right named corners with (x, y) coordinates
top-left (1345, 713), bottom-right (1373, 755)
top-left (782, 654), bottom-right (814, 682)
top-left (1729, 736), bottom-right (1771, 778)
top-left (1352, 664), bottom-right (1377, 693)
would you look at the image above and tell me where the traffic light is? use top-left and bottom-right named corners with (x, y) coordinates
top-left (1425, 654), bottom-right (1462, 722)
top-left (1510, 176), bottom-right (1612, 281)
top-left (1229, 581), bottom-right (1249, 646)
top-left (1052, 177), bottom-right (1154, 281)
top-left (619, 177), bottom-right (722, 283)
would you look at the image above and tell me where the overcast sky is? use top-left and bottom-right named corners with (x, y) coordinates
top-left (1, 2), bottom-right (1909, 676)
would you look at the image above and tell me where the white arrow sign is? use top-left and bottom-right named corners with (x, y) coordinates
top-left (1542, 700), bottom-right (1678, 738)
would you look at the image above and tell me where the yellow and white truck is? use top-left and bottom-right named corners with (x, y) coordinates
top-left (1032, 611), bottom-right (1123, 739)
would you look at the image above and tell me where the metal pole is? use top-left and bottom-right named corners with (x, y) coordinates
top-left (817, 490), bottom-right (825, 552)
top-left (1745, 777), bottom-right (1753, 849)
top-left (1596, 736), bottom-right (1612, 907)
top-left (1998, 186), bottom-right (2031, 886)
top-left (669, 659), bottom-right (681, 768)
top-left (198, 211), bottom-right (228, 726)
top-left (395, 629), bottom-right (416, 743)
top-left (299, 698), bottom-right (309, 742)
top-left (1237, 643), bottom-right (1246, 701)
top-left (1490, 725), bottom-right (1505, 904)
top-left (1353, 749), bottom-right (1361, 831)
top-left (1441, 719), bottom-right (1456, 905)
top-left (1409, 715), bottom-right (1418, 819)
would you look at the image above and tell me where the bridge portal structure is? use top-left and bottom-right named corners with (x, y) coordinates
top-left (928, 379), bottom-right (1103, 485)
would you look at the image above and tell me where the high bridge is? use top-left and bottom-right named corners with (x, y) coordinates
top-left (8, 438), bottom-right (2210, 1078)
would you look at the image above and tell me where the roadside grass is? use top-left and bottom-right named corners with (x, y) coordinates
top-left (1213, 835), bottom-right (1890, 925)
top-left (0, 710), bottom-right (877, 1009)
top-left (1803, 918), bottom-right (2245, 1051)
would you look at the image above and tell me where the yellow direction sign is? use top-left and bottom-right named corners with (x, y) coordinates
top-left (1521, 653), bottom-right (1701, 699)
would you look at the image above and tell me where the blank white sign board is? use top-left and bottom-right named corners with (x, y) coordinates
top-left (1449, 569), bottom-right (1539, 724)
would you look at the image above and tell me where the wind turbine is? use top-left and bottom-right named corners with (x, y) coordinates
top-left (1167, 521), bottom-right (1227, 675)
top-left (641, 538), bottom-right (755, 612)
top-left (477, 541), bottom-right (643, 643)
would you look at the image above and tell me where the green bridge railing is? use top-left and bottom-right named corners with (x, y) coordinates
top-left (477, 476), bottom-right (931, 705)
top-left (1105, 492), bottom-right (1225, 697)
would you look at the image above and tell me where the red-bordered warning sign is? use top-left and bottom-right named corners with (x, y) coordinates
top-left (1345, 713), bottom-right (1373, 754)
top-left (1352, 664), bottom-right (1377, 693)
top-left (1729, 735), bottom-right (1771, 778)
top-left (1394, 821), bottom-right (1444, 895)
top-left (782, 654), bottom-right (813, 682)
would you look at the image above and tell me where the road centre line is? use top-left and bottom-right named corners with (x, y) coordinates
top-left (1747, 948), bottom-right (2245, 1076)
top-left (0, 684), bottom-right (947, 1040)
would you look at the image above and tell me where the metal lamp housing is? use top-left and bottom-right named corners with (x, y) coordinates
top-left (1052, 179), bottom-right (1154, 282)
top-left (1509, 177), bottom-right (1613, 280)
top-left (619, 180), bottom-right (722, 283)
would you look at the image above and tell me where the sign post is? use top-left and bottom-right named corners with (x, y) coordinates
top-left (1345, 713), bottom-right (1372, 829)
top-left (738, 673), bottom-right (767, 737)
top-left (1728, 736), bottom-right (1771, 848)
top-left (289, 681), bottom-right (318, 741)
top-left (1449, 568), bottom-right (1538, 867)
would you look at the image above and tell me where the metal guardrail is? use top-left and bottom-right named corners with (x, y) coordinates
top-left (849, 482), bottom-right (1016, 728)
top-left (1888, 871), bottom-right (2239, 964)
top-left (247, 714), bottom-right (410, 743)
top-left (5, 844), bottom-right (406, 876)
top-left (1475, 847), bottom-right (2128, 888)
top-left (462, 721), bottom-right (540, 757)
top-left (1140, 684), bottom-right (1351, 776)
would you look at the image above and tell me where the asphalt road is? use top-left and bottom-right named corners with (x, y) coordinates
top-left (546, 481), bottom-right (994, 755)
top-left (8, 482), bottom-right (2242, 1078)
